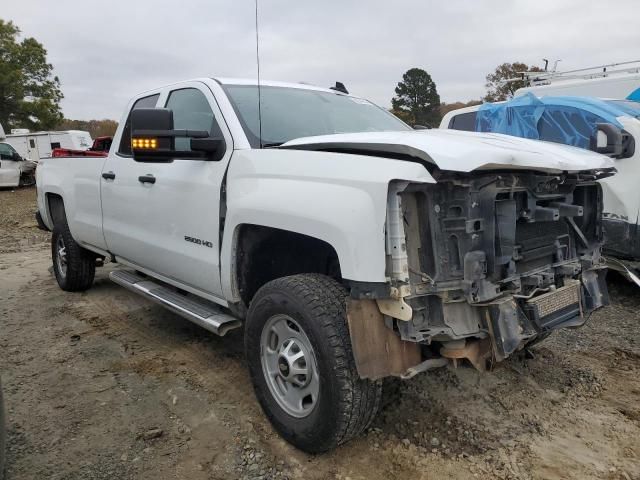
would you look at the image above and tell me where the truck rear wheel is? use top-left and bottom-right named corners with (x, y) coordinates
top-left (51, 220), bottom-right (95, 292)
top-left (245, 274), bottom-right (382, 453)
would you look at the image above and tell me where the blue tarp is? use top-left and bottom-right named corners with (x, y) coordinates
top-left (476, 94), bottom-right (627, 149)
top-left (627, 87), bottom-right (640, 102)
top-left (606, 99), bottom-right (640, 118)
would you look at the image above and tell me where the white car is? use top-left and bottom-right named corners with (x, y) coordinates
top-left (36, 78), bottom-right (612, 452)
top-left (0, 141), bottom-right (36, 187)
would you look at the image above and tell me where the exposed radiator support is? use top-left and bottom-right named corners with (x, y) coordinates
top-left (378, 182), bottom-right (413, 321)
top-left (385, 181), bottom-right (410, 284)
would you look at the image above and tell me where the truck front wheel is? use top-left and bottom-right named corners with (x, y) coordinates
top-left (245, 274), bottom-right (382, 453)
top-left (51, 220), bottom-right (95, 292)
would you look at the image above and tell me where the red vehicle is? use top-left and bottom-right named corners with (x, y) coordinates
top-left (51, 136), bottom-right (112, 158)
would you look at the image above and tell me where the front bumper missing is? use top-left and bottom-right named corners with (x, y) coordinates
top-left (347, 270), bottom-right (609, 379)
top-left (483, 269), bottom-right (608, 362)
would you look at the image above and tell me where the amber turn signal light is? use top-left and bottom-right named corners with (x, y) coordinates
top-left (132, 138), bottom-right (158, 149)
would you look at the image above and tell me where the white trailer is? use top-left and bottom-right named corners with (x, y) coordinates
top-left (5, 130), bottom-right (93, 162)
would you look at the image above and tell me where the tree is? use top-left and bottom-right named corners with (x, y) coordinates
top-left (484, 62), bottom-right (544, 102)
top-left (440, 100), bottom-right (482, 118)
top-left (56, 119), bottom-right (118, 138)
top-left (0, 19), bottom-right (63, 130)
top-left (391, 68), bottom-right (441, 127)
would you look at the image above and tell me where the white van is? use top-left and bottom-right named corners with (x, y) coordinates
top-left (4, 130), bottom-right (93, 162)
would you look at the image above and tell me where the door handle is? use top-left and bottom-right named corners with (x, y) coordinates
top-left (138, 174), bottom-right (156, 184)
top-left (102, 171), bottom-right (116, 180)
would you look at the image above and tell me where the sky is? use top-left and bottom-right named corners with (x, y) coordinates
top-left (4, 0), bottom-right (640, 121)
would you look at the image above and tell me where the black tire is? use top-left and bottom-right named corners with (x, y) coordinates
top-left (245, 273), bottom-right (382, 453)
top-left (51, 217), bottom-right (95, 292)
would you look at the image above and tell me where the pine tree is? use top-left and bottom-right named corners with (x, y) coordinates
top-left (391, 68), bottom-right (441, 127)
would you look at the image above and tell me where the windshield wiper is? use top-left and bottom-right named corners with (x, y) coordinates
top-left (261, 142), bottom-right (284, 148)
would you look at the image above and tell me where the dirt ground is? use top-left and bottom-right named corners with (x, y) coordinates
top-left (0, 186), bottom-right (639, 480)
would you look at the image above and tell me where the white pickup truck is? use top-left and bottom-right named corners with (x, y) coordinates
top-left (36, 78), bottom-right (613, 452)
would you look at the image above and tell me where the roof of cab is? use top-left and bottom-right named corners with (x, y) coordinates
top-left (212, 77), bottom-right (343, 94)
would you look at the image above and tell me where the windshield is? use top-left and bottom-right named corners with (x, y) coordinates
top-left (222, 85), bottom-right (410, 147)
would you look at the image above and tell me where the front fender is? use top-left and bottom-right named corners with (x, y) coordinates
top-left (220, 149), bottom-right (435, 301)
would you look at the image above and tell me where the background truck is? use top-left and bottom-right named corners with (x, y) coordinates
top-left (36, 78), bottom-right (612, 452)
top-left (51, 136), bottom-right (112, 158)
top-left (440, 95), bottom-right (640, 279)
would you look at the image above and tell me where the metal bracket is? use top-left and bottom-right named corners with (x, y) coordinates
top-left (440, 338), bottom-right (493, 371)
top-left (401, 357), bottom-right (449, 379)
top-left (605, 256), bottom-right (640, 287)
top-left (376, 296), bottom-right (413, 321)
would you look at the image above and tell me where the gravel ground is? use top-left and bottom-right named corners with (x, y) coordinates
top-left (0, 186), bottom-right (639, 480)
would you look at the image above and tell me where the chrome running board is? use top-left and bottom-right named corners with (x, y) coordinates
top-left (109, 270), bottom-right (241, 336)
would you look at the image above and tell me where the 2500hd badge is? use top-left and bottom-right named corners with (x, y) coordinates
top-left (184, 235), bottom-right (213, 248)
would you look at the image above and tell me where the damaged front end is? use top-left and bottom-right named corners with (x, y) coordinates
top-left (349, 169), bottom-right (611, 378)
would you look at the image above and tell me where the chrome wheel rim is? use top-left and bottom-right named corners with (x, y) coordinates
top-left (56, 235), bottom-right (67, 277)
top-left (260, 314), bottom-right (319, 418)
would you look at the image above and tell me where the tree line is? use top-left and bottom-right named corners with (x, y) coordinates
top-left (1, 17), bottom-right (542, 134)
top-left (390, 62), bottom-right (543, 128)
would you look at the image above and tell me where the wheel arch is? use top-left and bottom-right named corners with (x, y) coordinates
top-left (46, 192), bottom-right (67, 227)
top-left (227, 224), bottom-right (342, 310)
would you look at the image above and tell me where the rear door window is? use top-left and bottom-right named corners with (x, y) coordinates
top-left (118, 94), bottom-right (160, 155)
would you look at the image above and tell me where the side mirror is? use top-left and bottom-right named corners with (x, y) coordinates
top-left (131, 108), bottom-right (225, 162)
top-left (590, 123), bottom-right (623, 157)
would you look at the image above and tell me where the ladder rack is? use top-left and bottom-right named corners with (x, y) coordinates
top-left (505, 60), bottom-right (640, 86)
